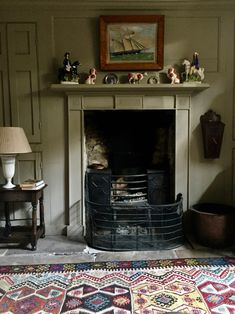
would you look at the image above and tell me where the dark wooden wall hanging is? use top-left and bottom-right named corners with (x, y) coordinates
top-left (200, 110), bottom-right (225, 159)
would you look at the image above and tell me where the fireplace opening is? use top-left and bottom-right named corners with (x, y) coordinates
top-left (84, 110), bottom-right (184, 250)
top-left (84, 110), bottom-right (175, 186)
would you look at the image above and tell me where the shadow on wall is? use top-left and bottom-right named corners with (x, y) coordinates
top-left (190, 122), bottom-right (204, 163)
top-left (198, 170), bottom-right (229, 204)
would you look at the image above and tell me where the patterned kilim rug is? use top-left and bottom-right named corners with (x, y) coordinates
top-left (0, 257), bottom-right (235, 314)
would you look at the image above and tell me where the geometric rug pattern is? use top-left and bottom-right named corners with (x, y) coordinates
top-left (0, 257), bottom-right (234, 313)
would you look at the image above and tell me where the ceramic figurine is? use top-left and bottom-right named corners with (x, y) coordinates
top-left (63, 52), bottom-right (72, 73)
top-left (128, 72), bottom-right (147, 84)
top-left (85, 68), bottom-right (97, 85)
top-left (58, 52), bottom-right (81, 84)
top-left (182, 52), bottom-right (205, 82)
top-left (167, 67), bottom-right (180, 84)
top-left (192, 51), bottom-right (200, 69)
top-left (182, 59), bottom-right (191, 82)
top-left (148, 74), bottom-right (159, 84)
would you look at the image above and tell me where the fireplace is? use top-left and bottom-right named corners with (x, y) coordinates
top-left (83, 109), bottom-right (184, 250)
top-left (82, 109), bottom-right (186, 250)
top-left (51, 83), bottom-right (209, 244)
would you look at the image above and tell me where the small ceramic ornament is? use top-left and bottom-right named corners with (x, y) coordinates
top-left (167, 68), bottom-right (180, 84)
top-left (59, 52), bottom-right (81, 84)
top-left (104, 73), bottom-right (119, 84)
top-left (128, 72), bottom-right (147, 84)
top-left (148, 73), bottom-right (159, 84)
top-left (182, 52), bottom-right (205, 82)
top-left (85, 68), bottom-right (97, 85)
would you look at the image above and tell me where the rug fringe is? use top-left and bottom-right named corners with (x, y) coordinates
top-left (0, 257), bottom-right (234, 275)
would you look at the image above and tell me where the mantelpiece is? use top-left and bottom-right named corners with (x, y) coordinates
top-left (51, 82), bottom-right (210, 111)
top-left (50, 82), bottom-right (210, 239)
top-left (51, 83), bottom-right (210, 95)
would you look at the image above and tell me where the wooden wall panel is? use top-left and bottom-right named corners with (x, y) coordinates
top-left (232, 148), bottom-right (235, 205)
top-left (0, 24), bottom-right (5, 126)
top-left (165, 17), bottom-right (219, 72)
top-left (16, 152), bottom-right (43, 183)
top-left (13, 152), bottom-right (43, 220)
top-left (0, 23), bottom-right (10, 126)
top-left (7, 23), bottom-right (41, 143)
top-left (0, 71), bottom-right (4, 126)
top-left (53, 17), bottom-right (99, 73)
top-left (14, 71), bottom-right (38, 139)
top-left (233, 20), bottom-right (235, 141)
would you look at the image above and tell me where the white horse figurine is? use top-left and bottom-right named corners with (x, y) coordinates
top-left (182, 55), bottom-right (205, 82)
top-left (128, 72), bottom-right (147, 84)
top-left (190, 66), bottom-right (205, 81)
top-left (182, 59), bottom-right (191, 81)
top-left (167, 68), bottom-right (180, 84)
top-left (85, 68), bottom-right (97, 85)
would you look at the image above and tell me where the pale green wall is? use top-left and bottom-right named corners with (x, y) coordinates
top-left (0, 0), bottom-right (235, 235)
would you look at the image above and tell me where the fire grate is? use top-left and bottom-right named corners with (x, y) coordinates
top-left (111, 173), bottom-right (148, 203)
top-left (85, 169), bottom-right (184, 251)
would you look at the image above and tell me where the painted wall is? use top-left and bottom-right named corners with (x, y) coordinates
top-left (0, 0), bottom-right (234, 235)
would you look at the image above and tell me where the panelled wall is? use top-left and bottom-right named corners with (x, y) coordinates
top-left (232, 20), bottom-right (235, 212)
top-left (0, 0), bottom-right (235, 235)
top-left (0, 22), bottom-right (42, 221)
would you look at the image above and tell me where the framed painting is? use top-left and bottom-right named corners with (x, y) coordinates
top-left (99, 15), bottom-right (164, 71)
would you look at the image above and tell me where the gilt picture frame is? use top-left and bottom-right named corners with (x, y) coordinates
top-left (99, 15), bottom-right (164, 71)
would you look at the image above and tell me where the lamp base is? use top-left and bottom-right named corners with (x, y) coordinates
top-left (0, 155), bottom-right (16, 189)
top-left (3, 181), bottom-right (16, 189)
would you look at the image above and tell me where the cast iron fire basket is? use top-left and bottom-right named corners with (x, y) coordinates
top-left (85, 169), bottom-right (184, 251)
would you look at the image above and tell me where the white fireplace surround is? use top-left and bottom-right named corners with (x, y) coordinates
top-left (51, 83), bottom-right (209, 237)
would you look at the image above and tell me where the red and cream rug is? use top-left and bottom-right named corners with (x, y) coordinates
top-left (0, 257), bottom-right (235, 313)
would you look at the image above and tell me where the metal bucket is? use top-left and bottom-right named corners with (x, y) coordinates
top-left (189, 203), bottom-right (235, 248)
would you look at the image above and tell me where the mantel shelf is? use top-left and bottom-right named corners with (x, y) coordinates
top-left (50, 83), bottom-right (210, 96)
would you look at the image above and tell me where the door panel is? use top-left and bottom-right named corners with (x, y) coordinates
top-left (7, 23), bottom-right (41, 143)
top-left (0, 24), bottom-right (10, 126)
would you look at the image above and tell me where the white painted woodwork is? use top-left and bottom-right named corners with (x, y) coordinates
top-left (115, 96), bottom-right (143, 109)
top-left (51, 84), bottom-right (210, 94)
top-left (83, 96), bottom-right (114, 109)
top-left (144, 96), bottom-right (175, 109)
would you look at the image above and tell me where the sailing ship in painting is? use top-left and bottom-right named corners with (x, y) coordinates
top-left (109, 24), bottom-right (155, 62)
top-left (111, 31), bottom-right (147, 56)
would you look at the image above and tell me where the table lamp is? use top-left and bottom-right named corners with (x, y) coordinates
top-left (0, 127), bottom-right (32, 189)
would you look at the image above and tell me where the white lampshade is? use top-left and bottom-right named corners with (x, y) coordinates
top-left (0, 127), bottom-right (32, 188)
top-left (0, 127), bottom-right (32, 154)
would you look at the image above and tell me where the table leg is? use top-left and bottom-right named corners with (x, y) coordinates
top-left (31, 202), bottom-right (37, 250)
top-left (4, 202), bottom-right (12, 237)
top-left (39, 196), bottom-right (45, 238)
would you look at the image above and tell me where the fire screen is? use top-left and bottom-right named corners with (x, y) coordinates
top-left (85, 169), bottom-right (184, 251)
